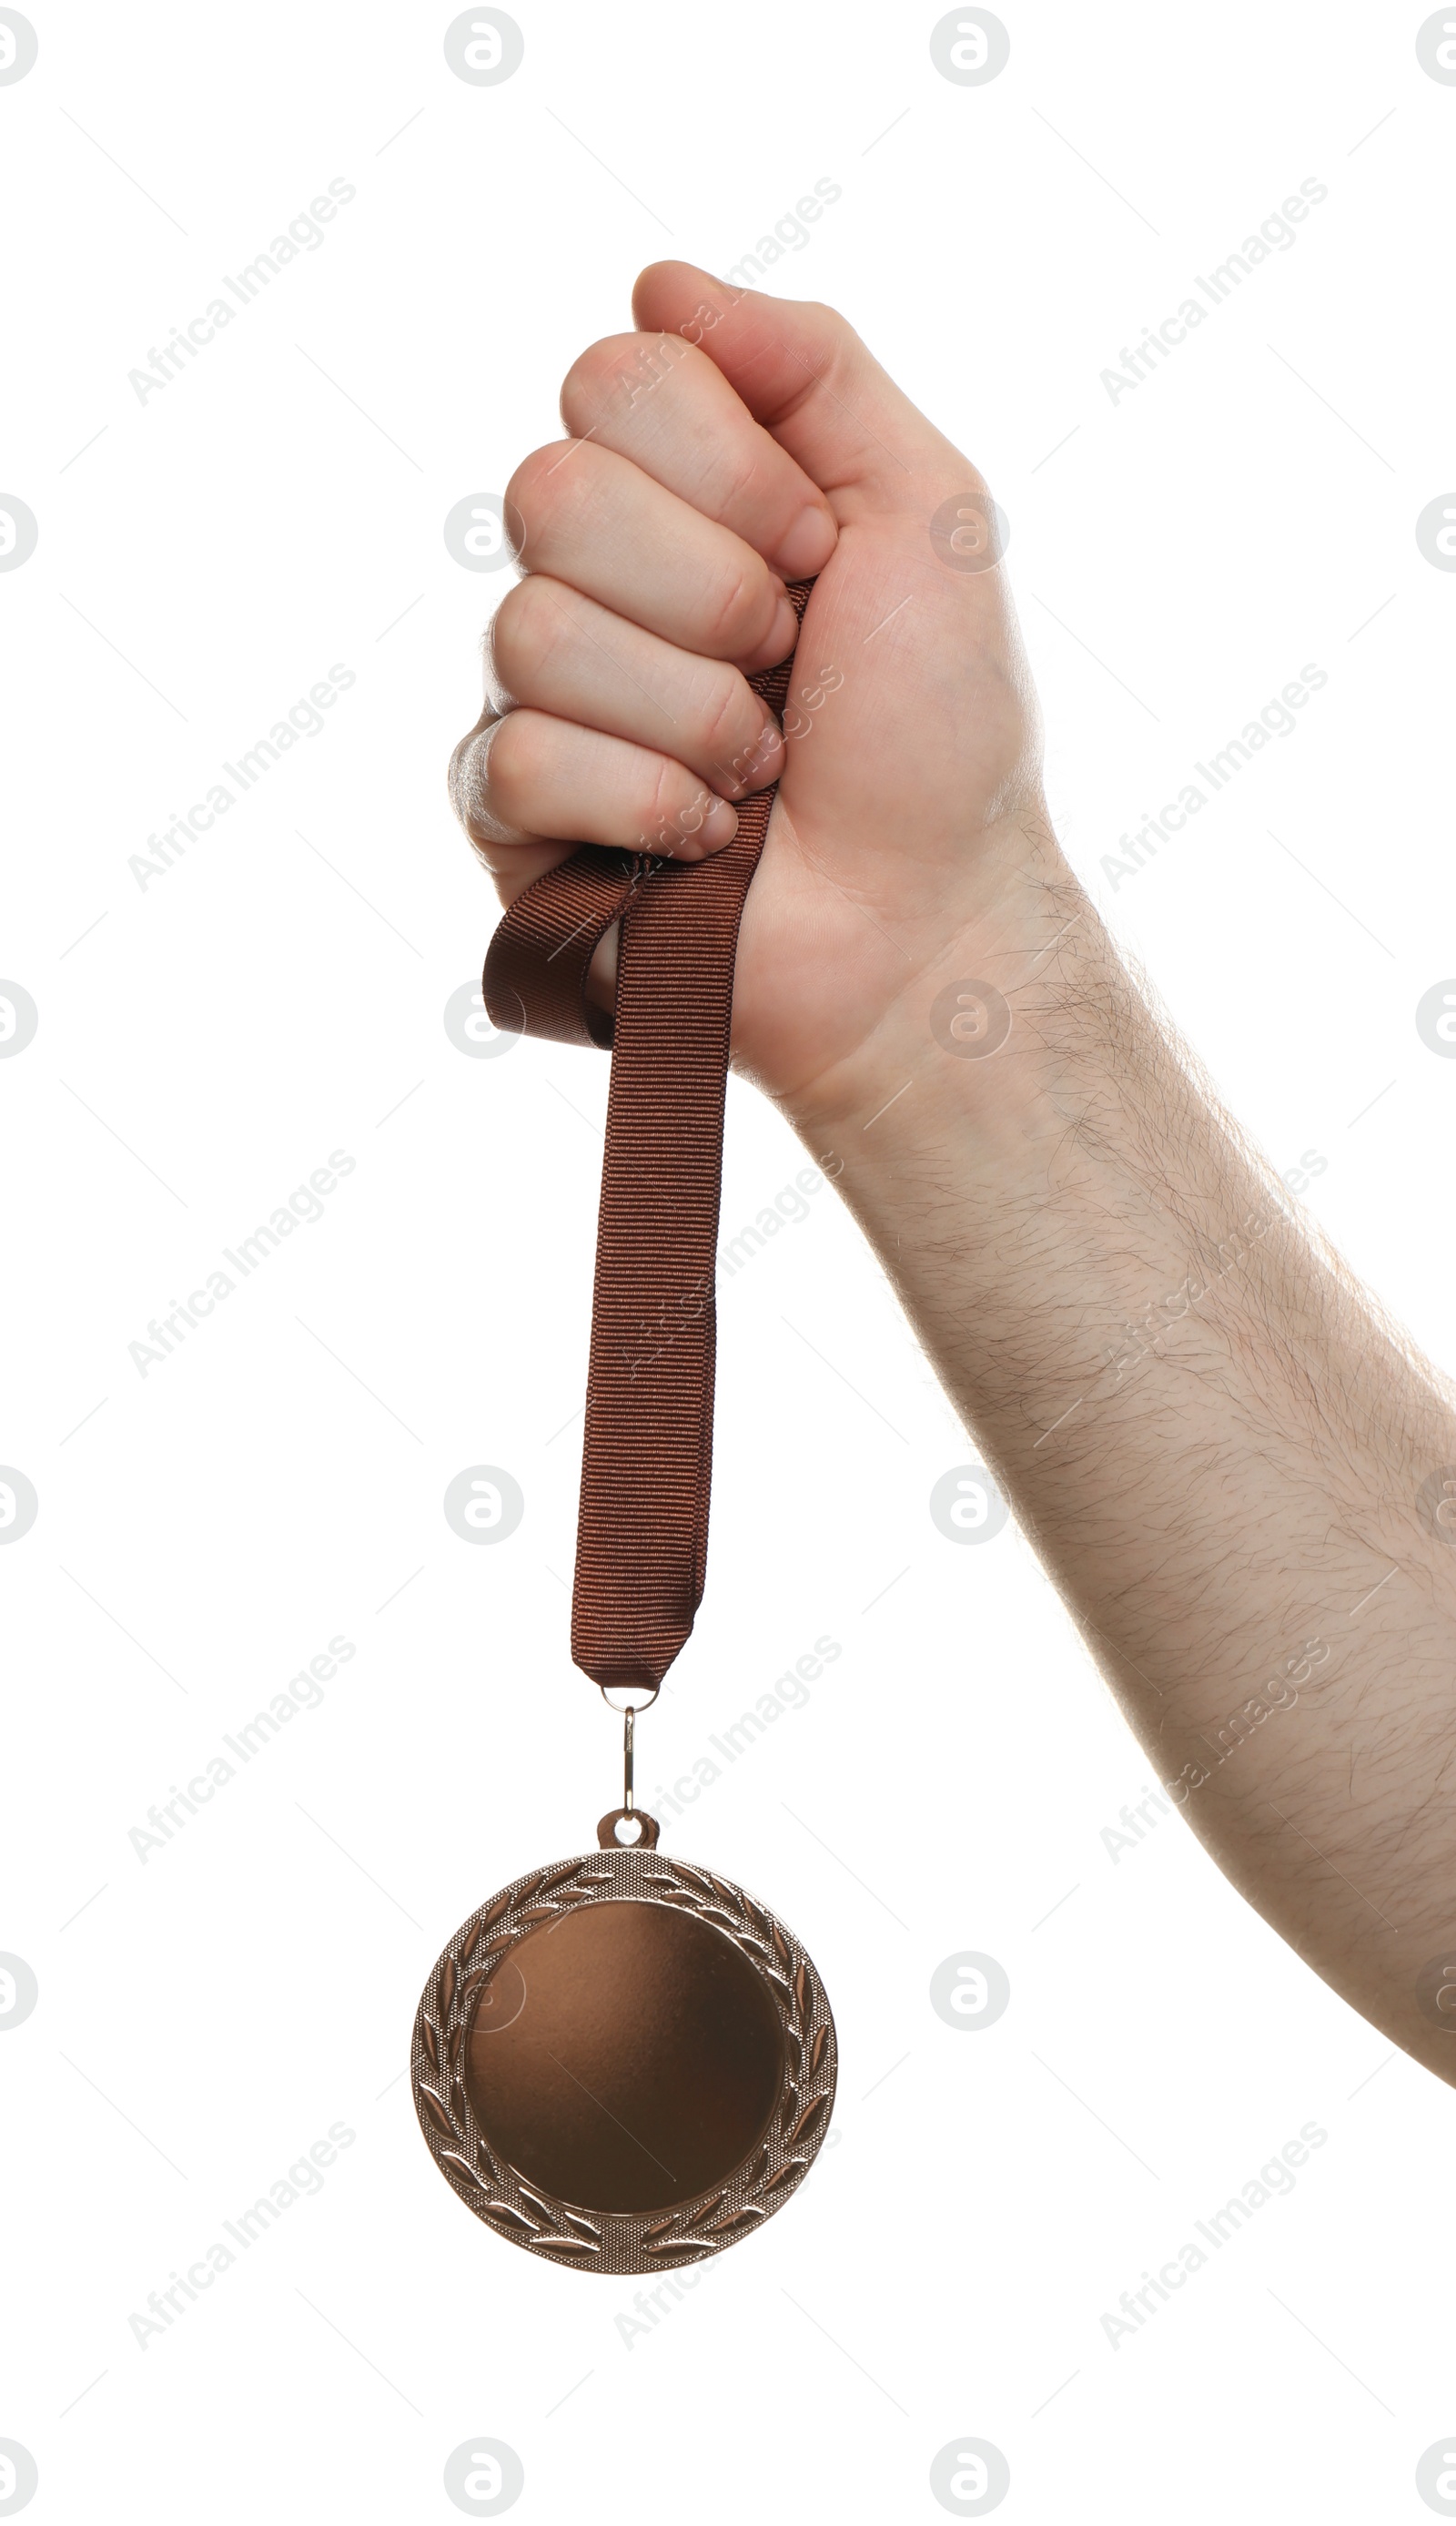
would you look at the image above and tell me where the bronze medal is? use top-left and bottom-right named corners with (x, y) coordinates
top-left (414, 582), bottom-right (836, 2267)
top-left (413, 1815), bottom-right (835, 2271)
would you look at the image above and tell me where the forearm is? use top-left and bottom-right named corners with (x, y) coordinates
top-left (462, 262), bottom-right (1456, 2073)
top-left (784, 828), bottom-right (1456, 2076)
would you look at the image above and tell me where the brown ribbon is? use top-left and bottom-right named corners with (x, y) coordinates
top-left (482, 579), bottom-right (813, 1696)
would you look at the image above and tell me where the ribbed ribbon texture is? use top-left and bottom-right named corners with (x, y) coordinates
top-left (482, 579), bottom-right (814, 1693)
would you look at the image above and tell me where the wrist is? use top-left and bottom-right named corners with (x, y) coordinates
top-left (778, 826), bottom-right (1101, 1173)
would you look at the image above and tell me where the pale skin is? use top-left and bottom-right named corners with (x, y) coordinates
top-left (450, 262), bottom-right (1456, 2085)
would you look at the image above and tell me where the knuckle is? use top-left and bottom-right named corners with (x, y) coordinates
top-left (805, 298), bottom-right (852, 349)
top-left (698, 670), bottom-right (753, 776)
top-left (562, 330), bottom-right (700, 433)
top-left (488, 577), bottom-right (561, 697)
top-left (800, 301), bottom-right (856, 389)
top-left (502, 442), bottom-right (572, 550)
top-left (559, 333), bottom-right (635, 431)
top-left (482, 711), bottom-right (542, 828)
top-left (704, 559), bottom-right (773, 656)
top-left (713, 443), bottom-right (767, 521)
top-left (644, 752), bottom-right (695, 842)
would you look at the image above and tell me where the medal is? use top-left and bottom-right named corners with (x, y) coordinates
top-left (413, 582), bottom-right (837, 2273)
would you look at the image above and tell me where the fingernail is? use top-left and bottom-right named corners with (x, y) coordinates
top-left (774, 502), bottom-right (836, 579)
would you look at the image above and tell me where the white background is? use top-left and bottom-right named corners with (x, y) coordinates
top-left (3, 2), bottom-right (1456, 2519)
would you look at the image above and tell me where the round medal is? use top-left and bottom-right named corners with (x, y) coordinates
top-left (412, 1815), bottom-right (836, 2272)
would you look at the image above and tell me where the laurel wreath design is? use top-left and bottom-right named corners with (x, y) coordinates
top-left (411, 1846), bottom-right (836, 2274)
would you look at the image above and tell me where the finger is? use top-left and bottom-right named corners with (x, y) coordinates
top-left (559, 332), bottom-right (837, 581)
top-left (449, 706), bottom-right (739, 891)
top-left (631, 261), bottom-right (966, 517)
top-left (504, 437), bottom-right (798, 675)
top-left (487, 575), bottom-right (784, 801)
top-left (449, 705), bottom-right (571, 898)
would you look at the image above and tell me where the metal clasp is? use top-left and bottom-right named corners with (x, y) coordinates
top-left (595, 1697), bottom-right (660, 1847)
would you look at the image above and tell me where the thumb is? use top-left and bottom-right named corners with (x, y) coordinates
top-left (631, 260), bottom-right (966, 517)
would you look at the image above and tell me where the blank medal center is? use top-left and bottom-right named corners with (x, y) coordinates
top-left (464, 1898), bottom-right (784, 2213)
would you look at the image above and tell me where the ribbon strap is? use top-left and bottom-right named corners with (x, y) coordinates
top-left (482, 579), bottom-right (813, 1694)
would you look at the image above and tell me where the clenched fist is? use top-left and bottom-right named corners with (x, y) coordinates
top-left (449, 261), bottom-right (1055, 1121)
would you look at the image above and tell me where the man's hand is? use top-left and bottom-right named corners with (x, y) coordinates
top-left (449, 260), bottom-right (1051, 1114)
top-left (452, 268), bottom-right (1456, 2093)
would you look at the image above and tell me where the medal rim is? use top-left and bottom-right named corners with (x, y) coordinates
top-left (411, 1842), bottom-right (837, 2275)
